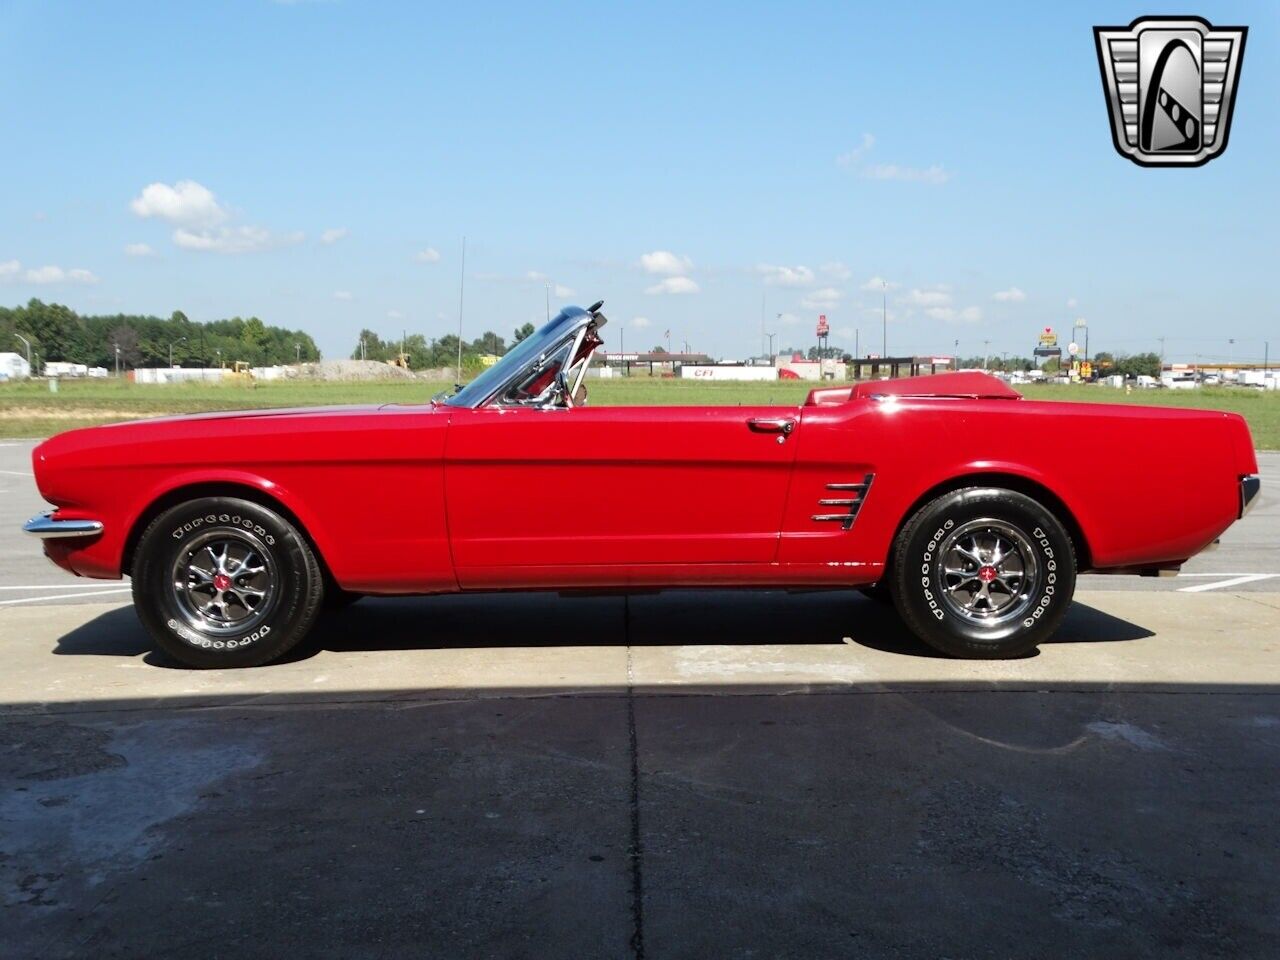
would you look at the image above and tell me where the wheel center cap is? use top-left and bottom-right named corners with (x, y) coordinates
top-left (977, 565), bottom-right (998, 583)
top-left (213, 573), bottom-right (232, 592)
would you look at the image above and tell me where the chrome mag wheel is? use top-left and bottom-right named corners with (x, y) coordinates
top-left (937, 518), bottom-right (1040, 625)
top-left (170, 530), bottom-right (278, 637)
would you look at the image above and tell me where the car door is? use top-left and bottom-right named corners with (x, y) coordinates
top-left (444, 405), bottom-right (798, 585)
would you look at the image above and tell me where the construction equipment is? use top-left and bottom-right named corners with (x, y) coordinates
top-left (225, 361), bottom-right (255, 384)
top-left (388, 352), bottom-right (411, 370)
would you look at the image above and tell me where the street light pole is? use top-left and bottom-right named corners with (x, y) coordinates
top-left (169, 336), bottom-right (187, 368)
top-left (881, 280), bottom-right (887, 357)
top-left (457, 236), bottom-right (467, 376)
top-left (14, 333), bottom-right (31, 373)
top-left (766, 332), bottom-right (776, 358)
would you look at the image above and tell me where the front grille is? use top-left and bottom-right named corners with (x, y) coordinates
top-left (811, 473), bottom-right (874, 531)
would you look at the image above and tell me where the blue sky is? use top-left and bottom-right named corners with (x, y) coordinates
top-left (2, 1), bottom-right (1276, 363)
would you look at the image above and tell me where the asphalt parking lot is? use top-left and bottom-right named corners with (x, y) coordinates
top-left (2, 438), bottom-right (1278, 958)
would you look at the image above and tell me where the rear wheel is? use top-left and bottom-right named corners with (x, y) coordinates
top-left (132, 496), bottom-right (324, 668)
top-left (890, 488), bottom-right (1076, 659)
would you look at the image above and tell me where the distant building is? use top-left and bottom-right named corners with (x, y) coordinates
top-left (0, 352), bottom-right (32, 381)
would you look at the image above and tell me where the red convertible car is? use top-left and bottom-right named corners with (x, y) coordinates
top-left (25, 303), bottom-right (1260, 668)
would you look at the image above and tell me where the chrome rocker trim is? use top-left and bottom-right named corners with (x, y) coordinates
top-left (1240, 474), bottom-right (1261, 518)
top-left (23, 510), bottom-right (104, 539)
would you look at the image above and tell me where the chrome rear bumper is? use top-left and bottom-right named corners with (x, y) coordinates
top-left (1240, 475), bottom-right (1261, 518)
top-left (23, 511), bottom-right (104, 539)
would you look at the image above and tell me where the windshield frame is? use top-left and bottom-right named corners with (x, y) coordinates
top-left (445, 306), bottom-right (594, 409)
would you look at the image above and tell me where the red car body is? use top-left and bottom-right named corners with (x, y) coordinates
top-left (30, 372), bottom-right (1258, 594)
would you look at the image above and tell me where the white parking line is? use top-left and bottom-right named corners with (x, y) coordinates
top-left (0, 583), bottom-right (131, 591)
top-left (1178, 574), bottom-right (1279, 593)
top-left (0, 469), bottom-right (33, 477)
top-left (0, 587), bottom-right (132, 606)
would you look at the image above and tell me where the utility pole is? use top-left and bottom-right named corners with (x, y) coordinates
top-left (881, 280), bottom-right (888, 358)
top-left (114, 343), bottom-right (120, 377)
top-left (295, 342), bottom-right (301, 363)
top-left (1158, 336), bottom-right (1166, 369)
top-left (983, 339), bottom-right (991, 370)
top-left (1265, 340), bottom-right (1270, 377)
top-left (766, 332), bottom-right (776, 358)
top-left (169, 336), bottom-right (186, 368)
top-left (457, 236), bottom-right (467, 376)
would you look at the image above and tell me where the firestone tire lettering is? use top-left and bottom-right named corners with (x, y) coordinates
top-left (137, 496), bottom-right (321, 668)
top-left (889, 487), bottom-right (1076, 660)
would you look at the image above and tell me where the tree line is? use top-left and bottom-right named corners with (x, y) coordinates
top-left (0, 299), bottom-right (320, 370)
top-left (351, 323), bottom-right (536, 370)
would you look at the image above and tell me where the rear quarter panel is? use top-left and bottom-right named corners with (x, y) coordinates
top-left (783, 397), bottom-right (1249, 570)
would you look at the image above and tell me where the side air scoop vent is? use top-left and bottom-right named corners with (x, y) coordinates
top-left (811, 473), bottom-right (875, 531)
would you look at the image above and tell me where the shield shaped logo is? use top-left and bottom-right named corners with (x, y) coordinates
top-left (1094, 16), bottom-right (1247, 167)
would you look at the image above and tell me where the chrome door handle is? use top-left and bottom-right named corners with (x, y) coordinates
top-left (747, 417), bottom-right (795, 436)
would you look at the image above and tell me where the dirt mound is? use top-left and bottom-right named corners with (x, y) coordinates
top-left (292, 360), bottom-right (419, 381)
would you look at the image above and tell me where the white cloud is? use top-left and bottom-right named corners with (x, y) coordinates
top-left (925, 305), bottom-right (983, 324)
top-left (1067, 297), bottom-right (1078, 308)
top-left (836, 133), bottom-right (876, 166)
top-left (525, 270), bottom-right (548, 281)
top-left (387, 309), bottom-right (403, 319)
top-left (993, 287), bottom-right (1026, 302)
top-left (320, 227), bottom-right (348, 245)
top-left (860, 276), bottom-right (898, 292)
top-left (820, 262), bottom-right (852, 281)
top-left (130, 180), bottom-right (227, 226)
top-left (903, 288), bottom-right (951, 307)
top-left (132, 180), bottom-right (305, 255)
top-left (333, 290), bottom-right (353, 301)
top-left (838, 136), bottom-right (949, 184)
top-left (415, 247), bottom-right (441, 263)
top-left (800, 287), bottom-right (843, 309)
top-left (0, 260), bottom-right (99, 285)
top-left (862, 164), bottom-right (950, 185)
top-left (173, 225), bottom-right (301, 254)
top-left (124, 242), bottom-right (155, 257)
top-left (554, 283), bottom-right (574, 297)
top-left (778, 312), bottom-right (800, 326)
top-left (639, 250), bottom-right (692, 276)
top-left (645, 276), bottom-right (700, 295)
top-left (631, 316), bottom-right (651, 328)
top-left (756, 264), bottom-right (815, 287)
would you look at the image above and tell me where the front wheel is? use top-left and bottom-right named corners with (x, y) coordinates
top-left (890, 488), bottom-right (1076, 659)
top-left (132, 496), bottom-right (325, 668)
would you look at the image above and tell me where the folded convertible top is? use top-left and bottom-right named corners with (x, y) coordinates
top-left (806, 371), bottom-right (1022, 406)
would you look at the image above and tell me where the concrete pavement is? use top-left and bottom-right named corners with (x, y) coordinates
top-left (2, 587), bottom-right (1279, 958)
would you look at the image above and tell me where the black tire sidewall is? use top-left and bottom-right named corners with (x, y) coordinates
top-left (892, 488), bottom-right (1076, 659)
top-left (132, 497), bottom-right (322, 668)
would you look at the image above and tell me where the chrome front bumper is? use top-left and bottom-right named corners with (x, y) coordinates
top-left (23, 510), bottom-right (104, 539)
top-left (1240, 475), bottom-right (1261, 518)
